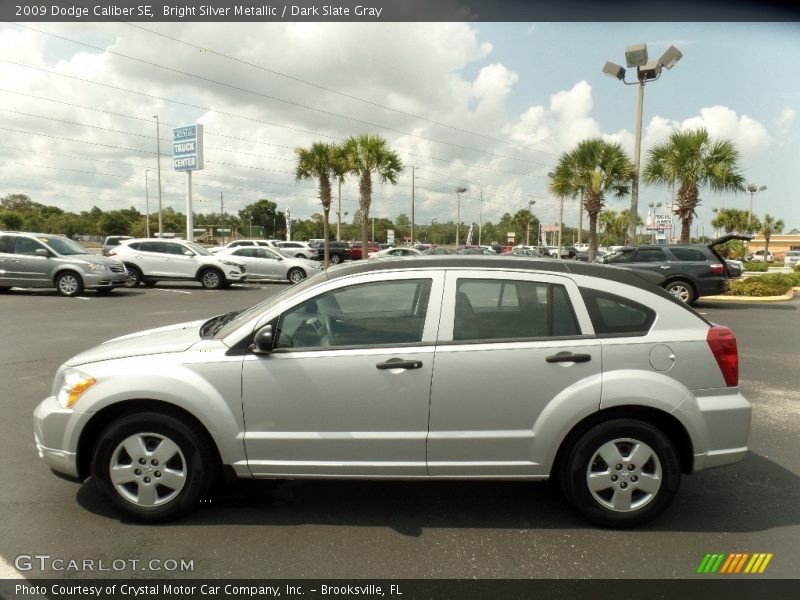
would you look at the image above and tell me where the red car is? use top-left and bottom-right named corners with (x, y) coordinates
top-left (350, 241), bottom-right (380, 260)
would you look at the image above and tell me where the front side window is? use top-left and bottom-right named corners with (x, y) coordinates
top-left (604, 249), bottom-right (636, 264)
top-left (276, 279), bottom-right (432, 349)
top-left (636, 248), bottom-right (668, 262)
top-left (14, 237), bottom-right (47, 256)
top-left (453, 279), bottom-right (580, 341)
top-left (670, 247), bottom-right (708, 262)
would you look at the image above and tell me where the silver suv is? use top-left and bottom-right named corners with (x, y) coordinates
top-left (0, 232), bottom-right (127, 296)
top-left (110, 238), bottom-right (246, 289)
top-left (33, 257), bottom-right (750, 526)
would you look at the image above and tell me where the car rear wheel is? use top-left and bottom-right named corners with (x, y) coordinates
top-left (55, 272), bottom-right (84, 297)
top-left (199, 268), bottom-right (224, 290)
top-left (329, 253), bottom-right (342, 264)
top-left (90, 412), bottom-right (217, 522)
top-left (560, 419), bottom-right (681, 528)
top-left (664, 280), bottom-right (696, 305)
top-left (287, 267), bottom-right (306, 284)
top-left (124, 265), bottom-right (142, 288)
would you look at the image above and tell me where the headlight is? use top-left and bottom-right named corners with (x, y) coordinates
top-left (219, 260), bottom-right (238, 267)
top-left (86, 263), bottom-right (108, 272)
top-left (56, 368), bottom-right (96, 409)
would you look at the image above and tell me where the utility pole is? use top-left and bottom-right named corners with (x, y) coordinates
top-left (220, 190), bottom-right (224, 243)
top-left (154, 115), bottom-right (163, 237)
top-left (411, 165), bottom-right (415, 246)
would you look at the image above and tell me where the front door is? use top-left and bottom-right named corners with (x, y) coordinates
top-left (241, 272), bottom-right (444, 477)
top-left (9, 236), bottom-right (51, 287)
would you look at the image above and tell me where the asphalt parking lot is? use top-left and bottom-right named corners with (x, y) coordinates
top-left (1, 282), bottom-right (799, 580)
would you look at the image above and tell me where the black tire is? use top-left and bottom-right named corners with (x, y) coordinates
top-left (663, 279), bottom-right (696, 305)
top-left (95, 287), bottom-right (114, 294)
top-left (199, 268), bottom-right (224, 290)
top-left (124, 265), bottom-right (142, 288)
top-left (55, 271), bottom-right (84, 297)
top-left (287, 267), bottom-right (306, 284)
top-left (329, 253), bottom-right (342, 265)
top-left (559, 419), bottom-right (681, 528)
top-left (90, 412), bottom-right (217, 522)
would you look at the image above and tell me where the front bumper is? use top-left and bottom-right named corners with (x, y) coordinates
top-left (82, 270), bottom-right (128, 289)
top-left (33, 396), bottom-right (91, 480)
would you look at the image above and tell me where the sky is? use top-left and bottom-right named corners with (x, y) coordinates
top-left (1, 19), bottom-right (798, 236)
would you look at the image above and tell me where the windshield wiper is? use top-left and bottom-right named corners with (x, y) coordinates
top-left (210, 310), bottom-right (243, 336)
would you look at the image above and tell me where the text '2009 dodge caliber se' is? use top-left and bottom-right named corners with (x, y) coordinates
top-left (33, 257), bottom-right (751, 527)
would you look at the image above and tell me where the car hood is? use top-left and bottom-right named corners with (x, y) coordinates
top-left (65, 319), bottom-right (204, 366)
top-left (62, 253), bottom-right (123, 267)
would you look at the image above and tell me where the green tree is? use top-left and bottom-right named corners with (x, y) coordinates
top-left (511, 208), bottom-right (539, 246)
top-left (760, 214), bottom-right (785, 259)
top-left (643, 128), bottom-right (744, 243)
top-left (341, 134), bottom-right (404, 259)
top-left (97, 211), bottom-right (133, 236)
top-left (294, 142), bottom-right (341, 267)
top-left (0, 211), bottom-right (23, 230)
top-left (550, 139), bottom-right (633, 260)
top-left (239, 199), bottom-right (278, 238)
top-left (711, 208), bottom-right (749, 235)
top-left (1, 193), bottom-right (42, 212)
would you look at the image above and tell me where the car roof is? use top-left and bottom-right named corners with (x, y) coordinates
top-left (323, 255), bottom-right (667, 291)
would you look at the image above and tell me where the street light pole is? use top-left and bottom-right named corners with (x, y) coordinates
top-left (746, 183), bottom-right (767, 234)
top-left (478, 183), bottom-right (483, 247)
top-left (603, 43), bottom-right (682, 247)
top-left (455, 187), bottom-right (467, 246)
top-left (526, 200), bottom-right (535, 246)
top-left (153, 115), bottom-right (164, 237)
top-left (144, 169), bottom-right (151, 238)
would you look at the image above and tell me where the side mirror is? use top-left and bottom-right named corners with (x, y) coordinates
top-left (184, 250), bottom-right (194, 256)
top-left (249, 324), bottom-right (274, 355)
top-left (35, 249), bottom-right (49, 257)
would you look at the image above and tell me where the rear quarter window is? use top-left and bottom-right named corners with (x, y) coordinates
top-left (579, 288), bottom-right (656, 337)
top-left (669, 247), bottom-right (709, 261)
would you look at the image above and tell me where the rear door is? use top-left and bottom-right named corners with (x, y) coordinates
top-left (427, 270), bottom-right (602, 477)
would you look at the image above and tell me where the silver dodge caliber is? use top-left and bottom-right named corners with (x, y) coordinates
top-left (33, 257), bottom-right (751, 527)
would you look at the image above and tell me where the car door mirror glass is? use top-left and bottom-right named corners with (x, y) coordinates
top-left (250, 324), bottom-right (274, 355)
top-left (35, 248), bottom-right (49, 257)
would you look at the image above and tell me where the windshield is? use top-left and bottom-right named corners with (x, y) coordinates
top-left (38, 236), bottom-right (91, 256)
top-left (212, 270), bottom-right (328, 339)
top-left (184, 242), bottom-right (212, 256)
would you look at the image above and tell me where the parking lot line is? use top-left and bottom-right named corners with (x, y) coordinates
top-left (152, 288), bottom-right (192, 295)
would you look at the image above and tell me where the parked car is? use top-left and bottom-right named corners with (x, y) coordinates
top-left (783, 250), bottom-right (800, 268)
top-left (425, 247), bottom-right (459, 255)
top-left (215, 246), bottom-right (322, 284)
top-left (724, 259), bottom-right (744, 279)
top-left (34, 256), bottom-right (750, 527)
top-left (0, 232), bottom-right (127, 296)
top-left (109, 238), bottom-right (246, 289)
top-left (459, 245), bottom-right (497, 255)
top-left (598, 234), bottom-right (752, 304)
top-left (350, 241), bottom-right (380, 260)
top-left (576, 249), bottom-right (608, 262)
top-left (502, 248), bottom-right (543, 258)
top-left (101, 235), bottom-right (133, 256)
top-left (209, 239), bottom-right (277, 254)
top-left (276, 241), bottom-right (319, 260)
top-left (369, 247), bottom-right (425, 259)
top-left (308, 240), bottom-right (353, 264)
top-left (747, 250), bottom-right (774, 263)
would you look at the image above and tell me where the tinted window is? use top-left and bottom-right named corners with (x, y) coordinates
top-left (670, 247), bottom-right (708, 262)
top-left (14, 237), bottom-right (47, 256)
top-left (579, 288), bottom-right (655, 337)
top-left (276, 279), bottom-right (432, 349)
top-left (454, 279), bottom-right (580, 341)
top-left (138, 241), bottom-right (164, 252)
top-left (636, 248), bottom-right (668, 262)
top-left (604, 249), bottom-right (636, 264)
top-left (0, 235), bottom-right (14, 254)
top-left (233, 248), bottom-right (257, 258)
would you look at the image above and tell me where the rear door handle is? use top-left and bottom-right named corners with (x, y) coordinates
top-left (546, 352), bottom-right (591, 363)
top-left (376, 358), bottom-right (423, 370)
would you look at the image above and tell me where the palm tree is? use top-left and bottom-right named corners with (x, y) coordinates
top-left (340, 135), bottom-right (404, 259)
top-left (549, 139), bottom-right (633, 260)
top-left (294, 142), bottom-right (340, 268)
top-left (598, 210), bottom-right (619, 246)
top-left (760, 214), bottom-right (785, 259)
top-left (711, 208), bottom-right (750, 235)
top-left (643, 128), bottom-right (744, 243)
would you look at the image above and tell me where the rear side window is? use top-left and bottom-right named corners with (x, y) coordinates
top-left (579, 288), bottom-right (655, 337)
top-left (454, 279), bottom-right (581, 341)
top-left (0, 235), bottom-right (14, 254)
top-left (670, 247), bottom-right (709, 261)
top-left (636, 248), bottom-right (668, 262)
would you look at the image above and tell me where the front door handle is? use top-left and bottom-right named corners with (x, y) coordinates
top-left (546, 352), bottom-right (591, 363)
top-left (376, 358), bottom-right (423, 370)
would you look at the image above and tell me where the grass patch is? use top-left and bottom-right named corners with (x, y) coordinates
top-left (728, 273), bottom-right (794, 296)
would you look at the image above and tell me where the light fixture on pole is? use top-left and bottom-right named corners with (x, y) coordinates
top-left (144, 169), bottom-right (151, 238)
top-left (746, 183), bottom-right (767, 234)
top-left (153, 115), bottom-right (164, 237)
top-left (603, 43), bottom-right (683, 247)
top-left (455, 187), bottom-right (467, 247)
top-left (478, 182), bottom-right (483, 247)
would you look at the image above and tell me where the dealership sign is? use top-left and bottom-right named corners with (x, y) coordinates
top-left (172, 124), bottom-right (204, 171)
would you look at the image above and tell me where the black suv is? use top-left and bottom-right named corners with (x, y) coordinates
top-left (599, 234), bottom-right (751, 304)
top-left (309, 240), bottom-right (352, 264)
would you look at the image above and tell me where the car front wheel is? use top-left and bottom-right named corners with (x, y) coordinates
top-left (560, 419), bottom-right (681, 528)
top-left (287, 267), bottom-right (306, 284)
top-left (124, 266), bottom-right (142, 288)
top-left (664, 280), bottom-right (696, 304)
top-left (90, 412), bottom-right (217, 522)
top-left (55, 271), bottom-right (84, 297)
top-left (199, 268), bottom-right (224, 290)
top-left (329, 253), bottom-right (342, 264)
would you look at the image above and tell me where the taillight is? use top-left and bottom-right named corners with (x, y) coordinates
top-left (710, 263), bottom-right (724, 274)
top-left (707, 326), bottom-right (738, 386)
top-left (108, 249), bottom-right (117, 256)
